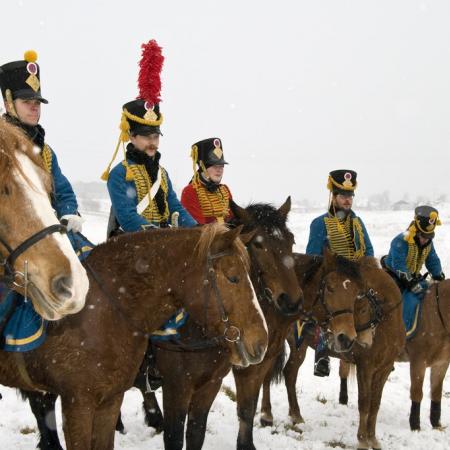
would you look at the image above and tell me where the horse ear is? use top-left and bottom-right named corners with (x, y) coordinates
top-left (322, 246), bottom-right (336, 273)
top-left (239, 229), bottom-right (257, 245)
top-left (277, 196), bottom-right (291, 221)
top-left (229, 199), bottom-right (252, 225)
top-left (213, 225), bottom-right (244, 252)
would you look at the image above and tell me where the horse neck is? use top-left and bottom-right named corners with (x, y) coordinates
top-left (88, 231), bottom-right (197, 334)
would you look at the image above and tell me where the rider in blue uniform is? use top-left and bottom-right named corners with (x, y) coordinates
top-left (103, 98), bottom-right (196, 234)
top-left (102, 40), bottom-right (195, 235)
top-left (0, 50), bottom-right (91, 351)
top-left (384, 206), bottom-right (444, 338)
top-left (306, 169), bottom-right (374, 376)
top-left (102, 39), bottom-right (196, 389)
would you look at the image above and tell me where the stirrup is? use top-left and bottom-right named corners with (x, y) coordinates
top-left (314, 357), bottom-right (330, 377)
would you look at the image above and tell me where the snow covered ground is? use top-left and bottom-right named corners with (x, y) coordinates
top-left (1, 206), bottom-right (449, 449)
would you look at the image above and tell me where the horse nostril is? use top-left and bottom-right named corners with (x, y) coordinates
top-left (337, 333), bottom-right (353, 350)
top-left (276, 293), bottom-right (301, 316)
top-left (51, 274), bottom-right (73, 300)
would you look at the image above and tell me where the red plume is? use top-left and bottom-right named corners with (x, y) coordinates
top-left (138, 39), bottom-right (164, 105)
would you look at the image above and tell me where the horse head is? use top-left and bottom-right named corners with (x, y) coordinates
top-left (180, 224), bottom-right (268, 368)
top-left (295, 249), bottom-right (366, 353)
top-left (0, 119), bottom-right (89, 320)
top-left (230, 197), bottom-right (303, 317)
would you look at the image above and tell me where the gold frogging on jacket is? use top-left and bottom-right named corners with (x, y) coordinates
top-left (324, 215), bottom-right (366, 261)
top-left (194, 182), bottom-right (230, 224)
top-left (126, 163), bottom-right (169, 223)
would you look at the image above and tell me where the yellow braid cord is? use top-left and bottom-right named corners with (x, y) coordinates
top-left (404, 223), bottom-right (417, 244)
top-left (190, 144), bottom-right (201, 185)
top-left (327, 175), bottom-right (357, 192)
top-left (406, 241), bottom-right (431, 277)
top-left (101, 112), bottom-right (133, 181)
top-left (128, 164), bottom-right (169, 223)
top-left (101, 138), bottom-right (122, 181)
top-left (123, 108), bottom-right (163, 127)
top-left (41, 145), bottom-right (53, 173)
top-left (5, 90), bottom-right (18, 118)
top-left (194, 183), bottom-right (231, 222)
top-left (324, 215), bottom-right (365, 261)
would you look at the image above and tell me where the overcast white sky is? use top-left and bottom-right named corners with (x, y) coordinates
top-left (2, 0), bottom-right (450, 205)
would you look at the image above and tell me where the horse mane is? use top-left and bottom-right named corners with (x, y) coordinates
top-left (0, 118), bottom-right (51, 193)
top-left (92, 224), bottom-right (249, 270)
top-left (298, 253), bottom-right (363, 285)
top-left (239, 203), bottom-right (288, 232)
top-left (300, 255), bottom-right (324, 285)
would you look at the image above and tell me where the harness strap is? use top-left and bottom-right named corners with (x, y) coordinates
top-left (435, 283), bottom-right (450, 334)
top-left (14, 352), bottom-right (41, 392)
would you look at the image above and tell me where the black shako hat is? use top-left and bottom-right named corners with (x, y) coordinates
top-left (414, 205), bottom-right (441, 239)
top-left (192, 138), bottom-right (228, 169)
top-left (327, 169), bottom-right (357, 195)
top-left (0, 50), bottom-right (48, 104)
top-left (122, 100), bottom-right (162, 136)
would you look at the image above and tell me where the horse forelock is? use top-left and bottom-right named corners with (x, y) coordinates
top-left (244, 203), bottom-right (288, 232)
top-left (196, 223), bottom-right (250, 270)
top-left (0, 119), bottom-right (51, 194)
top-left (335, 255), bottom-right (362, 282)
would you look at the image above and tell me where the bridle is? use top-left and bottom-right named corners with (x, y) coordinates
top-left (247, 235), bottom-right (302, 318)
top-left (313, 277), bottom-right (355, 327)
top-left (355, 288), bottom-right (385, 332)
top-left (202, 250), bottom-right (241, 344)
top-left (0, 223), bottom-right (67, 294)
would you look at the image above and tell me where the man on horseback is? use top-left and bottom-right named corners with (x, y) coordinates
top-left (181, 138), bottom-right (233, 224)
top-left (384, 206), bottom-right (444, 338)
top-left (0, 51), bottom-right (84, 237)
top-left (0, 50), bottom-right (91, 351)
top-left (103, 40), bottom-right (196, 235)
top-left (305, 170), bottom-right (374, 376)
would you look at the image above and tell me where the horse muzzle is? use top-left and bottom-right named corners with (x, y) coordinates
top-left (233, 338), bottom-right (267, 367)
top-left (333, 332), bottom-right (355, 353)
top-left (274, 292), bottom-right (304, 317)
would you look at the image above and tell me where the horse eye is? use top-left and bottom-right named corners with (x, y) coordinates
top-left (325, 285), bottom-right (335, 293)
top-left (227, 275), bottom-right (240, 284)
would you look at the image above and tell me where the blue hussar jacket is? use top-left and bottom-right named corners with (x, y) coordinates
top-left (46, 147), bottom-right (78, 218)
top-left (305, 211), bottom-right (374, 257)
top-left (107, 159), bottom-right (197, 232)
top-left (384, 233), bottom-right (442, 280)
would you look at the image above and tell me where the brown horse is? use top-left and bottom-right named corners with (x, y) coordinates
top-left (261, 252), bottom-right (405, 450)
top-left (0, 224), bottom-right (268, 450)
top-left (120, 198), bottom-right (304, 450)
top-left (0, 118), bottom-right (88, 320)
top-left (338, 278), bottom-right (450, 432)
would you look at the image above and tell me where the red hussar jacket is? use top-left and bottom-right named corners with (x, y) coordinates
top-left (181, 182), bottom-right (233, 224)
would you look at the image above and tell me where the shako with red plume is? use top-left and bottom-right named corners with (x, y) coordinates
top-left (101, 39), bottom-right (165, 181)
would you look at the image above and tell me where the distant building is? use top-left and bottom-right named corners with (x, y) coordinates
top-left (392, 200), bottom-right (413, 211)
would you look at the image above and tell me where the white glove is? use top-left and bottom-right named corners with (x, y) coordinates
top-left (61, 214), bottom-right (84, 233)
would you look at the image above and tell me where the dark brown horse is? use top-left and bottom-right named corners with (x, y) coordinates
top-left (338, 278), bottom-right (450, 432)
top-left (123, 198), bottom-right (304, 450)
top-left (0, 118), bottom-right (88, 320)
top-left (1, 224), bottom-right (268, 450)
top-left (261, 252), bottom-right (405, 450)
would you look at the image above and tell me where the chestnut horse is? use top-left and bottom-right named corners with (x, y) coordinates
top-left (338, 278), bottom-right (450, 432)
top-left (0, 119), bottom-right (88, 320)
top-left (0, 224), bottom-right (268, 450)
top-left (261, 252), bottom-right (405, 450)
